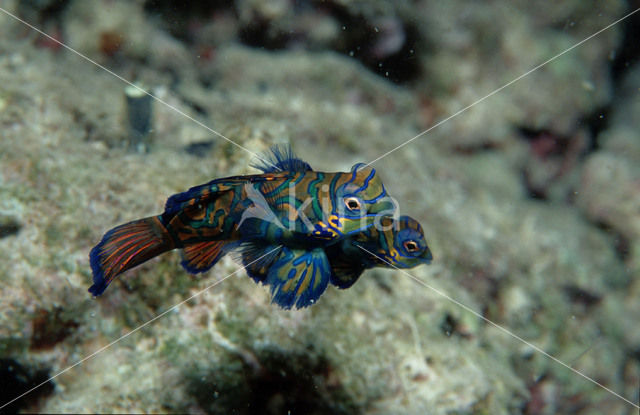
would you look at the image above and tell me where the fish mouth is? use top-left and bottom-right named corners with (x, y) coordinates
top-left (421, 248), bottom-right (433, 263)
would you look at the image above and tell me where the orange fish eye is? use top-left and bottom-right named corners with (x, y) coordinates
top-left (344, 197), bottom-right (361, 211)
top-left (403, 240), bottom-right (419, 253)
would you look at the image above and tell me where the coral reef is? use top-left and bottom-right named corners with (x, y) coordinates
top-left (0, 0), bottom-right (638, 413)
top-left (577, 61), bottom-right (640, 275)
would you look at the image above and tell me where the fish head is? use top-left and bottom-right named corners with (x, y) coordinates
top-left (350, 215), bottom-right (432, 269)
top-left (333, 163), bottom-right (397, 235)
top-left (389, 215), bottom-right (432, 267)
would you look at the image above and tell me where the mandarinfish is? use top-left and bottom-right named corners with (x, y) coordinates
top-left (326, 215), bottom-right (433, 289)
top-left (241, 215), bottom-right (432, 309)
top-left (88, 146), bottom-right (396, 301)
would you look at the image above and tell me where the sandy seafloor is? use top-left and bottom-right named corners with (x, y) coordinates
top-left (0, 0), bottom-right (639, 414)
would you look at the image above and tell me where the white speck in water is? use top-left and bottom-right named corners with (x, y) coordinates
top-left (374, 27), bottom-right (379, 33)
top-left (349, 51), bottom-right (354, 57)
top-left (581, 80), bottom-right (595, 91)
top-left (599, 114), bottom-right (604, 119)
top-left (385, 71), bottom-right (389, 77)
top-left (342, 26), bottom-right (346, 30)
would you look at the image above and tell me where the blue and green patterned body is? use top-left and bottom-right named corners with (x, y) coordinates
top-left (241, 215), bottom-right (432, 308)
top-left (164, 161), bottom-right (395, 246)
top-left (89, 146), bottom-right (397, 305)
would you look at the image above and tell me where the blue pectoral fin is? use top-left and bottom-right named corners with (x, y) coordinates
top-left (266, 247), bottom-right (331, 309)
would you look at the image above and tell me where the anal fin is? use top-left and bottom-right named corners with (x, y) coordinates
top-left (181, 240), bottom-right (236, 274)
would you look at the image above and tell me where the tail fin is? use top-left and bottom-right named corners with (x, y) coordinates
top-left (89, 216), bottom-right (175, 296)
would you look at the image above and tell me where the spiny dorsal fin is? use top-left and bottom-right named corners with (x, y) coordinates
top-left (251, 145), bottom-right (312, 173)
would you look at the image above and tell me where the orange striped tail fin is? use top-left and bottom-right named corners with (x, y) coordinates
top-left (89, 216), bottom-right (175, 296)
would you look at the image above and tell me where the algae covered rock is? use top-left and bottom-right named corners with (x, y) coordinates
top-left (577, 61), bottom-right (640, 275)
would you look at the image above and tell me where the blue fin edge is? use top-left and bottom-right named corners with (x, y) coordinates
top-left (88, 230), bottom-right (113, 296)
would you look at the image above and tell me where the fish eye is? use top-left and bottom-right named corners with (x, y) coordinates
top-left (344, 196), bottom-right (362, 212)
top-left (403, 240), bottom-right (420, 253)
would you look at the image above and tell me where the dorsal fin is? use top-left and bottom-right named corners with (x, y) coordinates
top-left (163, 181), bottom-right (225, 218)
top-left (251, 145), bottom-right (312, 173)
top-left (163, 173), bottom-right (285, 220)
